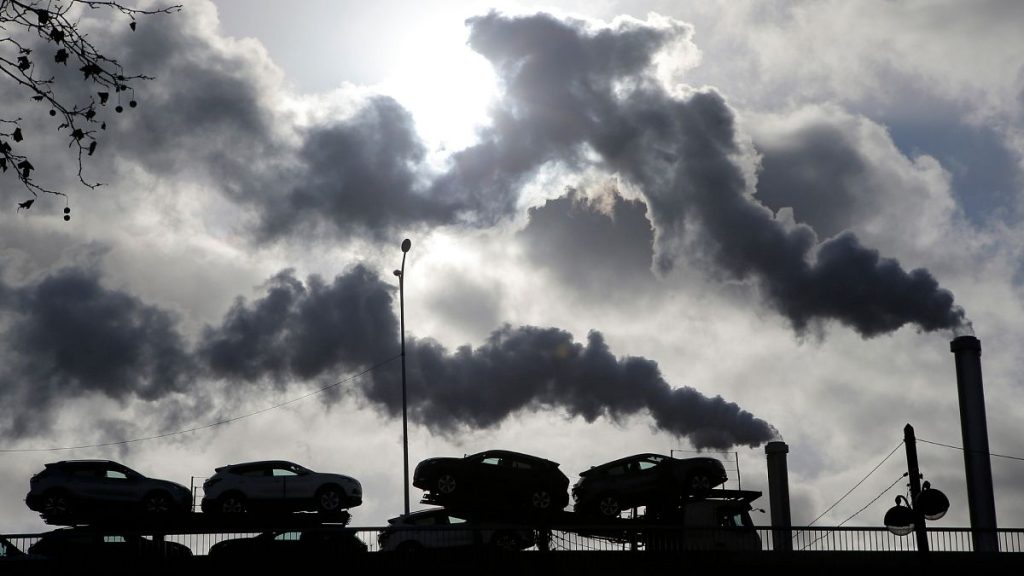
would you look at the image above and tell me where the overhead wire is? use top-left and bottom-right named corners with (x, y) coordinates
top-left (799, 473), bottom-right (907, 551)
top-left (797, 440), bottom-right (905, 531)
top-left (0, 354), bottom-right (402, 454)
top-left (918, 437), bottom-right (1024, 462)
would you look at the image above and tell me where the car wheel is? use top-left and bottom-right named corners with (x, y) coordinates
top-left (530, 489), bottom-right (552, 510)
top-left (316, 485), bottom-right (343, 513)
top-left (491, 530), bottom-right (521, 551)
top-left (218, 493), bottom-right (247, 514)
top-left (436, 473), bottom-right (457, 495)
top-left (396, 541), bottom-right (424, 553)
top-left (142, 491), bottom-right (174, 514)
top-left (41, 490), bottom-right (73, 517)
top-left (688, 470), bottom-right (714, 497)
top-left (597, 494), bottom-right (621, 518)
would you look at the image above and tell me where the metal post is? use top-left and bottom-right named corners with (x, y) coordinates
top-left (396, 239), bottom-right (412, 516)
top-left (903, 424), bottom-right (929, 552)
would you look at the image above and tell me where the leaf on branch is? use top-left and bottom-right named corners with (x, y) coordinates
top-left (98, 91), bottom-right (109, 104)
top-left (88, 141), bottom-right (97, 156)
top-left (55, 48), bottom-right (68, 64)
top-left (18, 199), bottom-right (35, 211)
top-left (17, 160), bottom-right (33, 179)
top-left (13, 128), bottom-right (23, 142)
top-left (71, 129), bottom-right (85, 141)
top-left (17, 56), bottom-right (31, 71)
top-left (36, 10), bottom-right (50, 25)
top-left (80, 64), bottom-right (103, 79)
top-left (0, 142), bottom-right (11, 153)
top-left (50, 28), bottom-right (65, 43)
top-left (32, 95), bottom-right (44, 101)
top-left (130, 21), bottom-right (137, 31)
top-left (84, 109), bottom-right (96, 120)
top-left (0, 158), bottom-right (6, 171)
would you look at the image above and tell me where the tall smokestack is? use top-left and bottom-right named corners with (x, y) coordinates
top-left (765, 441), bottom-right (792, 552)
top-left (950, 335), bottom-right (998, 552)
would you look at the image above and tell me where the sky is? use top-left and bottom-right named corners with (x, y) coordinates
top-left (2, 0), bottom-right (1024, 536)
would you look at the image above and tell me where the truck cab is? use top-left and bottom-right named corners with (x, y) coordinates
top-left (642, 489), bottom-right (762, 551)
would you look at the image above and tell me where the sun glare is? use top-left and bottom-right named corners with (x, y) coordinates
top-left (378, 20), bottom-right (499, 162)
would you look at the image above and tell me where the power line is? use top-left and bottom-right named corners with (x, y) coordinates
top-left (798, 440), bottom-right (905, 531)
top-left (0, 355), bottom-right (401, 454)
top-left (918, 437), bottom-right (1024, 462)
top-left (798, 473), bottom-right (905, 549)
top-left (836, 473), bottom-right (907, 527)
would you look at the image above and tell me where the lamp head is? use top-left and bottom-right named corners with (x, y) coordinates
top-left (917, 482), bottom-right (950, 521)
top-left (393, 270), bottom-right (402, 277)
top-left (884, 495), bottom-right (916, 536)
top-left (402, 238), bottom-right (412, 253)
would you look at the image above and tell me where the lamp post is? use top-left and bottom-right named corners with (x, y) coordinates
top-left (884, 424), bottom-right (950, 551)
top-left (394, 238), bottom-right (412, 516)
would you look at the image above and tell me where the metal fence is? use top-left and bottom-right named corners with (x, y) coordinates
top-left (4, 525), bottom-right (1024, 558)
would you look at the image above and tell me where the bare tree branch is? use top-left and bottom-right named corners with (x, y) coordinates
top-left (0, 0), bottom-right (180, 218)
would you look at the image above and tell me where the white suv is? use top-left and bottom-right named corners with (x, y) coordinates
top-left (201, 460), bottom-right (361, 515)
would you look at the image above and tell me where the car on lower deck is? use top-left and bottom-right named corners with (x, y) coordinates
top-left (208, 527), bottom-right (367, 558)
top-left (378, 508), bottom-right (539, 552)
top-left (201, 460), bottom-right (361, 515)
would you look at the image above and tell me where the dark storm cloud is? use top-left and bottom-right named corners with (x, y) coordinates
top-left (518, 186), bottom-right (655, 293)
top-left (462, 12), bottom-right (967, 336)
top-left (0, 266), bottom-right (196, 438)
top-left (361, 326), bottom-right (775, 450)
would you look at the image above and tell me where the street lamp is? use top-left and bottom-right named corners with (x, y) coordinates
top-left (394, 238), bottom-right (412, 516)
top-left (883, 424), bottom-right (950, 551)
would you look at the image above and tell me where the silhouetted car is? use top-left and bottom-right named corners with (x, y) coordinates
top-left (25, 460), bottom-right (191, 522)
top-left (378, 508), bottom-right (539, 552)
top-left (201, 460), bottom-right (361, 515)
top-left (413, 449), bottom-right (570, 515)
top-left (27, 528), bottom-right (193, 560)
top-left (208, 527), bottom-right (367, 558)
top-left (572, 453), bottom-right (727, 517)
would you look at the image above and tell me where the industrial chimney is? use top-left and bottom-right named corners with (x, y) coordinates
top-left (950, 335), bottom-right (998, 552)
top-left (765, 441), bottom-right (792, 552)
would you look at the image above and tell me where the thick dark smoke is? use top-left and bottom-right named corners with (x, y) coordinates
top-left (460, 12), bottom-right (967, 336)
top-left (0, 264), bottom-right (775, 448)
top-left (11, 7), bottom-right (966, 335)
top-left (0, 267), bottom-right (196, 438)
top-left (197, 266), bottom-right (398, 384)
top-left (361, 327), bottom-right (774, 450)
top-left (199, 268), bottom-right (775, 449)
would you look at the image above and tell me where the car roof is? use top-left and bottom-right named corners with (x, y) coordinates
top-left (47, 459), bottom-right (122, 466)
top-left (582, 452), bottom-right (723, 474)
top-left (219, 460), bottom-right (301, 470)
top-left (468, 449), bottom-right (560, 466)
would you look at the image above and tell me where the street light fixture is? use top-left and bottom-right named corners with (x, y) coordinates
top-left (394, 238), bottom-right (412, 516)
top-left (883, 424), bottom-right (950, 551)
